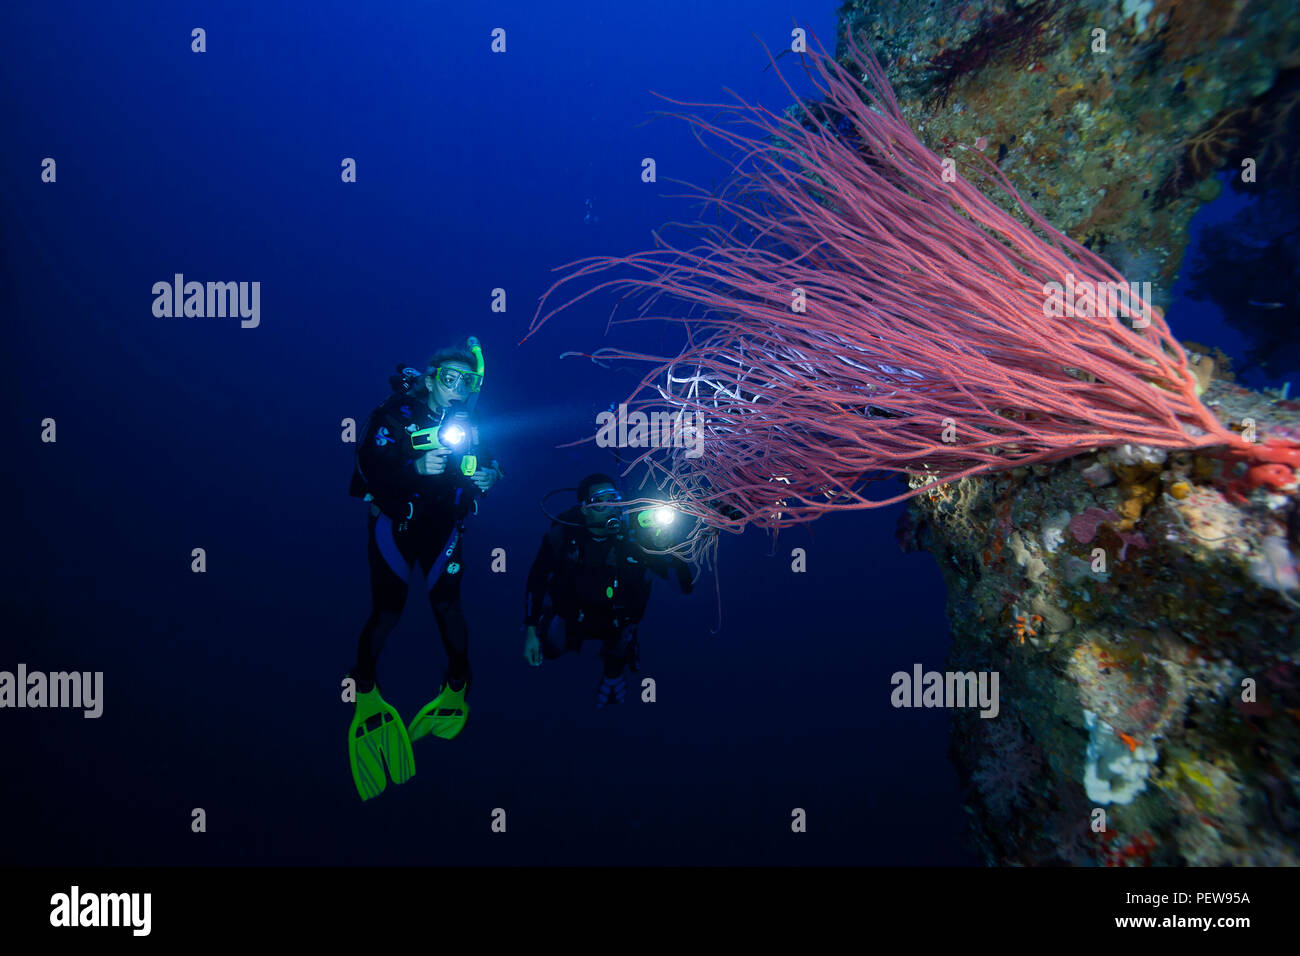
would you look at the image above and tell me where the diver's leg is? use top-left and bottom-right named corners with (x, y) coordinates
top-left (405, 523), bottom-right (472, 742)
top-left (431, 593), bottom-right (470, 689)
top-left (422, 524), bottom-right (470, 690)
top-left (353, 510), bottom-right (413, 692)
top-left (594, 625), bottom-right (635, 709)
top-left (601, 625), bottom-right (638, 678)
top-left (539, 610), bottom-right (572, 659)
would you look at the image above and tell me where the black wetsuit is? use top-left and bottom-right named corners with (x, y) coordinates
top-left (348, 388), bottom-right (497, 693)
top-left (524, 507), bottom-right (692, 678)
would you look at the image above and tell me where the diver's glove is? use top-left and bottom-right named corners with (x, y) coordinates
top-left (595, 674), bottom-right (627, 710)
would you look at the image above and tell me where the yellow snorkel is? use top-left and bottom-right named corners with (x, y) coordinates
top-left (466, 336), bottom-right (484, 392)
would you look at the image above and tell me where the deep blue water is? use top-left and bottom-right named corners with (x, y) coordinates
top-left (0, 1), bottom-right (1280, 866)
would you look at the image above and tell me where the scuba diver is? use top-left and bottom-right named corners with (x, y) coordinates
top-left (523, 474), bottom-right (693, 708)
top-left (345, 336), bottom-right (502, 801)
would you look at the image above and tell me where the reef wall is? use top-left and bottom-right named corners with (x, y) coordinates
top-left (830, 0), bottom-right (1300, 863)
top-left (898, 380), bottom-right (1300, 864)
top-left (836, 0), bottom-right (1300, 302)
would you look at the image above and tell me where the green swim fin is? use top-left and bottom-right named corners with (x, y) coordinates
top-left (349, 687), bottom-right (416, 801)
top-left (408, 682), bottom-right (469, 742)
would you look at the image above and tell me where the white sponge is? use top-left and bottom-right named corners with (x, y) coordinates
top-left (1083, 709), bottom-right (1158, 805)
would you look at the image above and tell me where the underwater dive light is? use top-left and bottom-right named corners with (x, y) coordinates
top-left (408, 410), bottom-right (478, 476)
top-left (636, 505), bottom-right (677, 529)
top-left (411, 410), bottom-right (472, 452)
top-left (440, 422), bottom-right (468, 449)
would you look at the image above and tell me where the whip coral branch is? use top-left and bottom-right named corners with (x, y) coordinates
top-left (526, 31), bottom-right (1276, 551)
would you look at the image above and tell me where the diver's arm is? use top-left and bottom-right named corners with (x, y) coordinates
top-left (522, 534), bottom-right (556, 666)
top-left (357, 407), bottom-right (409, 476)
top-left (470, 450), bottom-right (501, 492)
top-left (467, 426), bottom-right (502, 492)
top-left (414, 448), bottom-right (452, 476)
top-left (669, 554), bottom-right (694, 594)
top-left (358, 404), bottom-right (423, 503)
top-left (638, 547), bottom-right (695, 595)
top-left (523, 534), bottom-right (556, 628)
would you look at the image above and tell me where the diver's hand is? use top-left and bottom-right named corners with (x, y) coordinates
top-left (471, 465), bottom-right (499, 493)
top-left (415, 448), bottom-right (451, 476)
top-left (524, 627), bottom-right (542, 666)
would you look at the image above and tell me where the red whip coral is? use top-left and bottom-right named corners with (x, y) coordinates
top-left (528, 31), bottom-right (1290, 547)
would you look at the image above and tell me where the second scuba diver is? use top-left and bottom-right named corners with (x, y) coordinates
top-left (345, 337), bottom-right (502, 801)
top-left (523, 474), bottom-right (693, 708)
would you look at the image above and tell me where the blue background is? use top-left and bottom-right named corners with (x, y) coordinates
top-left (1, 0), bottom-right (1278, 865)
